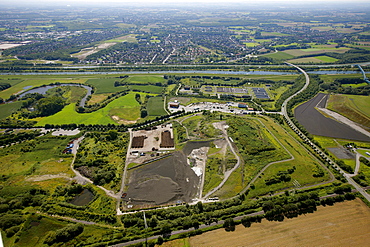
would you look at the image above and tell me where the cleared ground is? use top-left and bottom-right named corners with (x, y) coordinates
top-left (188, 198), bottom-right (370, 247)
top-left (124, 151), bottom-right (199, 207)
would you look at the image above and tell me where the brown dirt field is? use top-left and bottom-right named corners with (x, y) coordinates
top-left (190, 198), bottom-right (370, 247)
top-left (87, 93), bottom-right (108, 105)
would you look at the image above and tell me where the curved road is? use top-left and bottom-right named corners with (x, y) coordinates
top-left (283, 63), bottom-right (370, 203)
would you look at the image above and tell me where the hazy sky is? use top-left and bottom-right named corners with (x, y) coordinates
top-left (1, 0), bottom-right (370, 8)
top-left (2, 0), bottom-right (370, 4)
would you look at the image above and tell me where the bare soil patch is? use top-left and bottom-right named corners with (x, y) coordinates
top-left (294, 93), bottom-right (370, 142)
top-left (26, 173), bottom-right (71, 182)
top-left (124, 151), bottom-right (199, 206)
top-left (190, 198), bottom-right (370, 247)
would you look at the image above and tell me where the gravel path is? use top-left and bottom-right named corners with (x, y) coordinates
top-left (317, 107), bottom-right (370, 139)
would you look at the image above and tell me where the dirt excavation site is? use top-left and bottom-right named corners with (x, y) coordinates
top-left (123, 125), bottom-right (211, 207)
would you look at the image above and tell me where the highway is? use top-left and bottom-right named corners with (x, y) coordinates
top-left (355, 64), bottom-right (370, 84)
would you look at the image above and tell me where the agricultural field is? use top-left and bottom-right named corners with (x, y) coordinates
top-left (288, 55), bottom-right (338, 64)
top-left (327, 94), bottom-right (370, 130)
top-left (262, 51), bottom-right (295, 60)
top-left (187, 199), bottom-right (370, 247)
top-left (284, 47), bottom-right (349, 57)
top-left (125, 75), bottom-right (166, 85)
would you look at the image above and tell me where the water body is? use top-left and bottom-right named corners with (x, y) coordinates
top-left (1, 70), bottom-right (363, 76)
top-left (18, 83), bottom-right (92, 107)
top-left (69, 189), bottom-right (94, 206)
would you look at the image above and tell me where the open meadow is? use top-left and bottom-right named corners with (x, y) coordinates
top-left (36, 92), bottom-right (141, 125)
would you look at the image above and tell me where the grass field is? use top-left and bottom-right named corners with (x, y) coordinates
top-left (125, 75), bottom-right (165, 84)
top-left (327, 94), bottom-right (370, 129)
top-left (211, 116), bottom-right (296, 199)
top-left (147, 97), bottom-right (167, 116)
top-left (0, 134), bottom-right (74, 191)
top-left (37, 93), bottom-right (141, 125)
top-left (315, 55), bottom-right (339, 62)
top-left (244, 116), bottom-right (330, 198)
top-left (288, 55), bottom-right (338, 64)
top-left (130, 85), bottom-right (163, 94)
top-left (86, 78), bottom-right (124, 94)
top-left (244, 42), bottom-right (259, 47)
top-left (262, 51), bottom-right (295, 60)
top-left (283, 47), bottom-right (349, 57)
top-left (0, 101), bottom-right (23, 119)
top-left (342, 82), bottom-right (368, 88)
top-left (187, 199), bottom-right (370, 247)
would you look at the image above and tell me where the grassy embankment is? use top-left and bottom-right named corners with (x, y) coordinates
top-left (218, 115), bottom-right (331, 199)
top-left (326, 94), bottom-right (370, 130)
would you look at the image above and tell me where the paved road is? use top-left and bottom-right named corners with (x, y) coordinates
top-left (283, 63), bottom-right (370, 203)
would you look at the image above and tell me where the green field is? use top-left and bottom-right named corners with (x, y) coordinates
top-left (86, 78), bottom-right (124, 94)
top-left (342, 83), bottom-right (368, 88)
top-left (288, 56), bottom-right (338, 64)
top-left (315, 55), bottom-right (338, 62)
top-left (130, 85), bottom-right (163, 94)
top-left (327, 94), bottom-right (370, 129)
top-left (0, 134), bottom-right (74, 184)
top-left (147, 96), bottom-right (167, 116)
top-left (244, 117), bottom-right (331, 198)
top-left (125, 75), bottom-right (165, 84)
top-left (263, 51), bottom-right (295, 60)
top-left (244, 42), bottom-right (259, 47)
top-left (284, 47), bottom-right (349, 57)
top-left (0, 101), bottom-right (23, 119)
top-left (37, 93), bottom-right (141, 125)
